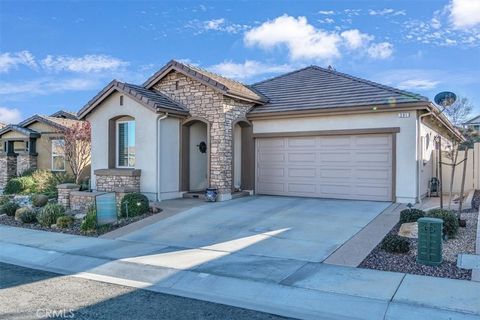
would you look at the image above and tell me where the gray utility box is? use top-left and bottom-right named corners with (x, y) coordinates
top-left (417, 217), bottom-right (443, 266)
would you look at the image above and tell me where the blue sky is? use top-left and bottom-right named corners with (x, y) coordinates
top-left (0, 0), bottom-right (479, 123)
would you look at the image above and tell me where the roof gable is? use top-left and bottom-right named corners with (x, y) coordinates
top-left (77, 80), bottom-right (188, 119)
top-left (50, 110), bottom-right (78, 120)
top-left (143, 60), bottom-right (266, 103)
top-left (464, 115), bottom-right (480, 124)
top-left (0, 124), bottom-right (40, 138)
top-left (249, 66), bottom-right (428, 114)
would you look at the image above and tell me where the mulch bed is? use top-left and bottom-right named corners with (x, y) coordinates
top-left (359, 208), bottom-right (478, 280)
top-left (0, 211), bottom-right (158, 237)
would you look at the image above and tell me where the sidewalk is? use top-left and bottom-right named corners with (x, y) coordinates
top-left (1, 225), bottom-right (479, 320)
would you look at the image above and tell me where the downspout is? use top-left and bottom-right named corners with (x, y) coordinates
top-left (156, 112), bottom-right (169, 201)
top-left (417, 111), bottom-right (433, 203)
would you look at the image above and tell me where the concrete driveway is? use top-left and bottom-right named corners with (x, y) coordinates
top-left (118, 196), bottom-right (390, 269)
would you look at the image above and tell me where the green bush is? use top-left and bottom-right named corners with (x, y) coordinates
top-left (37, 203), bottom-right (65, 227)
top-left (381, 235), bottom-right (410, 253)
top-left (15, 208), bottom-right (37, 223)
top-left (31, 194), bottom-right (49, 207)
top-left (120, 193), bottom-right (149, 218)
top-left (427, 208), bottom-right (459, 238)
top-left (0, 196), bottom-right (10, 206)
top-left (4, 176), bottom-right (37, 195)
top-left (56, 215), bottom-right (74, 229)
top-left (0, 202), bottom-right (20, 216)
top-left (399, 208), bottom-right (425, 223)
top-left (80, 205), bottom-right (97, 232)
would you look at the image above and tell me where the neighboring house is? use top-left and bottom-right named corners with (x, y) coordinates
top-left (0, 111), bottom-right (89, 188)
top-left (78, 60), bottom-right (463, 204)
top-left (0, 122), bottom-right (5, 131)
top-left (463, 115), bottom-right (480, 131)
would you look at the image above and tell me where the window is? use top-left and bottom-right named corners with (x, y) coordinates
top-left (51, 139), bottom-right (66, 171)
top-left (120, 95), bottom-right (124, 106)
top-left (116, 120), bottom-right (135, 168)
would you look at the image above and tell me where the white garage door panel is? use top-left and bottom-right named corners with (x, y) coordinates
top-left (256, 134), bottom-right (393, 201)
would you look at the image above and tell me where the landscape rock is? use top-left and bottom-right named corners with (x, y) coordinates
top-left (398, 222), bottom-right (418, 239)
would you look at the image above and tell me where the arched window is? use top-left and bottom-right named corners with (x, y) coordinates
top-left (115, 117), bottom-right (135, 168)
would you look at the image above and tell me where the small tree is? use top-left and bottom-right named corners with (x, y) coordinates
top-left (443, 97), bottom-right (473, 126)
top-left (63, 121), bottom-right (91, 185)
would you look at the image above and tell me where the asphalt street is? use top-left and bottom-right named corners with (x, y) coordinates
top-left (0, 262), bottom-right (291, 320)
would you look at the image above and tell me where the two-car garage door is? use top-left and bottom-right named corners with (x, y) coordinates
top-left (256, 134), bottom-right (393, 201)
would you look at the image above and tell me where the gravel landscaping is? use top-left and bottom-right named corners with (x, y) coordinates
top-left (360, 207), bottom-right (478, 280)
top-left (0, 210), bottom-right (160, 237)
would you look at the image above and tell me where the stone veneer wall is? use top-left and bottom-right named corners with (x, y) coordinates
top-left (17, 154), bottom-right (37, 176)
top-left (57, 183), bottom-right (80, 209)
top-left (0, 155), bottom-right (17, 189)
top-left (152, 71), bottom-right (253, 197)
top-left (70, 191), bottom-right (105, 212)
top-left (95, 169), bottom-right (141, 193)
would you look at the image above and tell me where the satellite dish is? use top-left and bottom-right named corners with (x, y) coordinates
top-left (434, 91), bottom-right (457, 108)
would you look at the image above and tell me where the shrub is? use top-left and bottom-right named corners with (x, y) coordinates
top-left (37, 203), bottom-right (65, 227)
top-left (80, 205), bottom-right (97, 232)
top-left (31, 194), bottom-right (49, 207)
top-left (56, 215), bottom-right (74, 229)
top-left (0, 202), bottom-right (20, 216)
top-left (427, 208), bottom-right (459, 238)
top-left (15, 208), bottom-right (37, 223)
top-left (120, 193), bottom-right (149, 218)
top-left (0, 196), bottom-right (9, 206)
top-left (381, 235), bottom-right (410, 253)
top-left (399, 208), bottom-right (425, 223)
top-left (4, 176), bottom-right (37, 195)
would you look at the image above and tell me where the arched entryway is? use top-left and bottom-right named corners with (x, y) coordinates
top-left (181, 118), bottom-right (210, 192)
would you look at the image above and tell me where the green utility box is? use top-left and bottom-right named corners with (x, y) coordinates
top-left (417, 217), bottom-right (443, 266)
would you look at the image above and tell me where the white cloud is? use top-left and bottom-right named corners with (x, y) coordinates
top-left (204, 18), bottom-right (226, 30)
top-left (397, 79), bottom-right (441, 90)
top-left (0, 107), bottom-right (22, 124)
top-left (319, 18), bottom-right (335, 24)
top-left (341, 29), bottom-right (374, 49)
top-left (192, 18), bottom-right (250, 34)
top-left (448, 0), bottom-right (480, 28)
top-left (368, 9), bottom-right (406, 16)
top-left (244, 15), bottom-right (342, 61)
top-left (244, 15), bottom-right (393, 61)
top-left (208, 60), bottom-right (295, 80)
top-left (41, 54), bottom-right (127, 73)
top-left (367, 42), bottom-right (394, 59)
top-left (0, 77), bottom-right (99, 96)
top-left (318, 10), bottom-right (335, 15)
top-left (0, 51), bottom-right (37, 73)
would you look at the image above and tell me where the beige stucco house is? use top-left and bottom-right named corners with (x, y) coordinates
top-left (78, 60), bottom-right (463, 204)
top-left (0, 111), bottom-right (88, 188)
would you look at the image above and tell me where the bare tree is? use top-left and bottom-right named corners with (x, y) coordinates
top-left (63, 121), bottom-right (91, 185)
top-left (442, 97), bottom-right (473, 126)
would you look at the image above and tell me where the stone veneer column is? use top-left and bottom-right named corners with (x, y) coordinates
top-left (0, 154), bottom-right (17, 189)
top-left (152, 71), bottom-right (253, 201)
top-left (17, 153), bottom-right (38, 176)
top-left (57, 183), bottom-right (80, 209)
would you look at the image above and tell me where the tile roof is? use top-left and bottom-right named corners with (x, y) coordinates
top-left (120, 82), bottom-right (189, 113)
top-left (249, 66), bottom-right (429, 114)
top-left (18, 115), bottom-right (84, 131)
top-left (143, 60), bottom-right (266, 103)
top-left (464, 115), bottom-right (480, 124)
top-left (78, 80), bottom-right (188, 119)
top-left (50, 110), bottom-right (79, 120)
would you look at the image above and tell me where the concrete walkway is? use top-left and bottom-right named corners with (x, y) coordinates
top-left (1, 225), bottom-right (479, 320)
